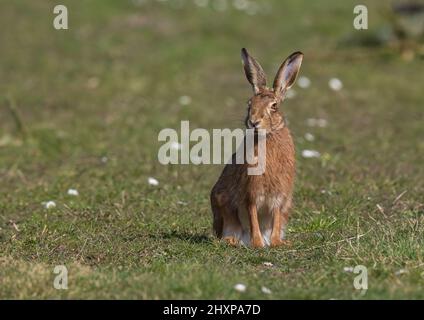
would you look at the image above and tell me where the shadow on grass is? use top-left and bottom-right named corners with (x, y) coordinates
top-left (151, 230), bottom-right (213, 244)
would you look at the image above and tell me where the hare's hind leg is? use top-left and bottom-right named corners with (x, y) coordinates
top-left (211, 191), bottom-right (223, 238)
top-left (211, 191), bottom-right (241, 246)
top-left (221, 207), bottom-right (242, 246)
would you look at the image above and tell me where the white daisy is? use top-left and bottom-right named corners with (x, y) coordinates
top-left (44, 201), bottom-right (56, 209)
top-left (67, 189), bottom-right (79, 196)
top-left (148, 177), bottom-right (159, 186)
top-left (234, 283), bottom-right (247, 292)
top-left (261, 286), bottom-right (272, 294)
top-left (329, 78), bottom-right (343, 91)
top-left (301, 150), bottom-right (321, 158)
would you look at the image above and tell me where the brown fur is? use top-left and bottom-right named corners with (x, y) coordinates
top-left (210, 49), bottom-right (303, 248)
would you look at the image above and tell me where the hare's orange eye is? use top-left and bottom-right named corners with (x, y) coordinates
top-left (271, 102), bottom-right (278, 112)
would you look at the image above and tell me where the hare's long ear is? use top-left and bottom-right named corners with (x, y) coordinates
top-left (273, 51), bottom-right (303, 98)
top-left (241, 48), bottom-right (267, 94)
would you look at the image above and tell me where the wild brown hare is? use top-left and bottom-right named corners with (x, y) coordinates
top-left (210, 48), bottom-right (303, 248)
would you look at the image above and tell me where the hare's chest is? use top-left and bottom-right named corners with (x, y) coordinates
top-left (238, 193), bottom-right (283, 220)
top-left (255, 193), bottom-right (284, 212)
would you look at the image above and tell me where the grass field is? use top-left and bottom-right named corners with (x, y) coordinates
top-left (0, 0), bottom-right (423, 299)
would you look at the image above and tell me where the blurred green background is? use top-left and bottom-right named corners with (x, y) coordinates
top-left (0, 0), bottom-right (423, 299)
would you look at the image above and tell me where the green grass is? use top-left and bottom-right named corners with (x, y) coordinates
top-left (0, 0), bottom-right (423, 299)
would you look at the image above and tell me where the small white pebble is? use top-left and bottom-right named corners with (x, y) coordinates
top-left (44, 201), bottom-right (56, 209)
top-left (262, 262), bottom-right (274, 267)
top-left (297, 76), bottom-right (311, 88)
top-left (178, 95), bottom-right (192, 106)
top-left (67, 189), bottom-right (79, 196)
top-left (343, 266), bottom-right (354, 272)
top-left (304, 132), bottom-right (315, 141)
top-left (261, 286), bottom-right (272, 294)
top-left (177, 201), bottom-right (187, 206)
top-left (148, 177), bottom-right (159, 186)
top-left (234, 283), bottom-right (247, 292)
top-left (302, 149), bottom-right (321, 158)
top-left (329, 78), bottom-right (343, 91)
top-left (101, 156), bottom-right (108, 163)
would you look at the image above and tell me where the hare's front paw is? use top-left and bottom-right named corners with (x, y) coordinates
top-left (270, 238), bottom-right (292, 247)
top-left (251, 237), bottom-right (265, 248)
top-left (223, 236), bottom-right (239, 246)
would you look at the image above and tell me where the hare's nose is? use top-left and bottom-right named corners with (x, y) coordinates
top-left (249, 120), bottom-right (260, 128)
